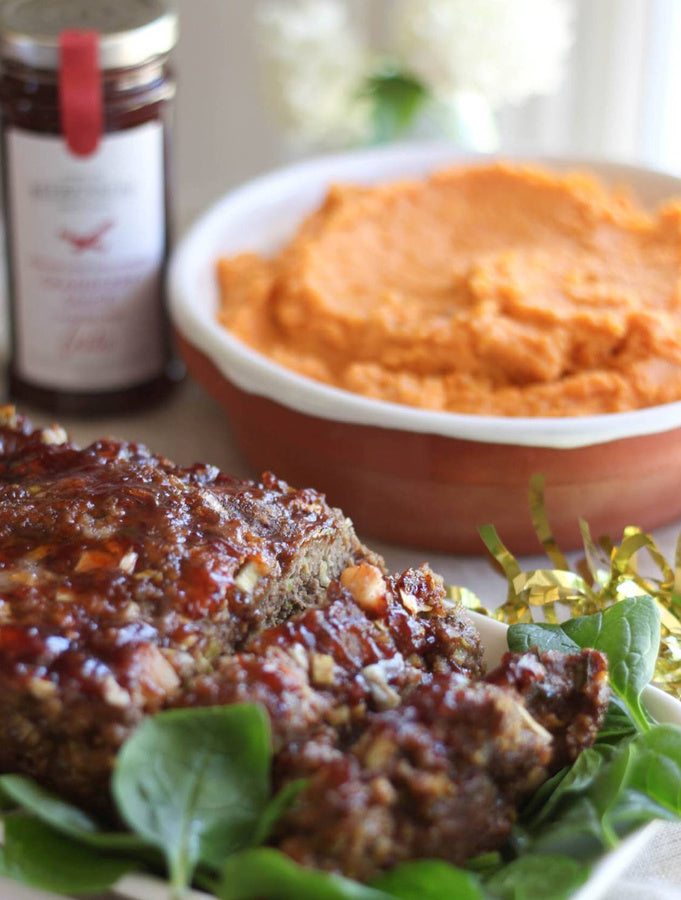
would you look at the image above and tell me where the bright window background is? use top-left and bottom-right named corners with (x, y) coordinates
top-left (175, 0), bottom-right (681, 221)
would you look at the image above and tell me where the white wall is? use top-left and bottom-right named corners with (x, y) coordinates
top-left (175, 0), bottom-right (280, 224)
top-left (497, 0), bottom-right (681, 169)
top-left (174, 0), bottom-right (681, 223)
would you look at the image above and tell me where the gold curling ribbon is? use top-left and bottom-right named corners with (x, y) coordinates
top-left (450, 474), bottom-right (681, 699)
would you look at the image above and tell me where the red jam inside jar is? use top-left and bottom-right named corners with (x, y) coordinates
top-left (0, 0), bottom-right (182, 416)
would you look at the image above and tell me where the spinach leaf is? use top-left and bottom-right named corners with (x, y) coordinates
top-left (524, 725), bottom-right (681, 859)
top-left (594, 699), bottom-right (638, 745)
top-left (252, 779), bottom-right (307, 846)
top-left (485, 854), bottom-right (589, 900)
top-left (0, 786), bottom-right (17, 813)
top-left (0, 814), bottom-right (137, 895)
top-left (607, 790), bottom-right (677, 836)
top-left (372, 860), bottom-right (483, 899)
top-left (525, 743), bottom-right (637, 857)
top-left (113, 704), bottom-right (273, 897)
top-left (507, 625), bottom-right (579, 656)
top-left (508, 595), bottom-right (660, 732)
top-left (626, 724), bottom-right (681, 815)
top-left (563, 596), bottom-right (659, 729)
top-left (0, 774), bottom-right (148, 851)
top-left (218, 848), bottom-right (390, 900)
top-left (465, 852), bottom-right (503, 877)
top-left (582, 737), bottom-right (637, 849)
top-left (520, 747), bottom-right (607, 830)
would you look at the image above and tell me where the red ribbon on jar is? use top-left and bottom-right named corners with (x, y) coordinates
top-left (59, 30), bottom-right (103, 157)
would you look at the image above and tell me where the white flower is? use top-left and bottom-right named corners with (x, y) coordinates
top-left (392, 0), bottom-right (574, 109)
top-left (255, 0), bottom-right (372, 147)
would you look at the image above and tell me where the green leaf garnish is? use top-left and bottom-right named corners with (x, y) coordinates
top-left (218, 848), bottom-right (390, 900)
top-left (0, 815), bottom-right (137, 895)
top-left (251, 779), bottom-right (307, 847)
top-left (113, 705), bottom-right (273, 897)
top-left (484, 855), bottom-right (589, 900)
top-left (627, 724), bottom-right (681, 815)
top-left (372, 860), bottom-right (483, 899)
top-left (0, 775), bottom-right (148, 852)
top-left (509, 595), bottom-right (660, 732)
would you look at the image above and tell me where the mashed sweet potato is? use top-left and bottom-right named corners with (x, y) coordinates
top-left (217, 163), bottom-right (681, 416)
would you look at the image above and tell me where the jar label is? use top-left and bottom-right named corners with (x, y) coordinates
top-left (7, 121), bottom-right (166, 392)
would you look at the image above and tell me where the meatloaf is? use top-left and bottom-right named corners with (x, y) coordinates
top-left (0, 407), bottom-right (378, 809)
top-left (0, 408), bottom-right (609, 876)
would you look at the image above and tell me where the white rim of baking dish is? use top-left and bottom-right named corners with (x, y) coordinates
top-left (168, 142), bottom-right (681, 450)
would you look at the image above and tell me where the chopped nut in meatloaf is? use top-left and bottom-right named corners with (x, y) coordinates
top-left (0, 408), bottom-right (610, 878)
top-left (0, 408), bottom-right (377, 810)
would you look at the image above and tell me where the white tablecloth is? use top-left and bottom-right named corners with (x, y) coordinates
top-left (615, 822), bottom-right (681, 898)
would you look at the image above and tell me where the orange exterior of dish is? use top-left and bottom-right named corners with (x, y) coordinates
top-left (178, 334), bottom-right (681, 556)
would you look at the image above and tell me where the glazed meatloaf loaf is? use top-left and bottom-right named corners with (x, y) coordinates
top-left (0, 407), bottom-right (382, 809)
top-left (0, 408), bottom-right (609, 876)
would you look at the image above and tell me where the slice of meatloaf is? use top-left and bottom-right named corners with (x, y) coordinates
top-left (179, 562), bottom-right (484, 749)
top-left (486, 647), bottom-right (610, 768)
top-left (0, 408), bottom-right (375, 809)
top-left (179, 562), bottom-right (608, 881)
top-left (275, 648), bottom-right (609, 881)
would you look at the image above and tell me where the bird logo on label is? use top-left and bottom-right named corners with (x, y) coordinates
top-left (59, 220), bottom-right (114, 253)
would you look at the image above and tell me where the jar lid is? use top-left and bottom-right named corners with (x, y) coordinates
top-left (0, 0), bottom-right (178, 70)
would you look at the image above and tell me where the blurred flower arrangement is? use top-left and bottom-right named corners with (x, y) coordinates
top-left (255, 0), bottom-right (574, 151)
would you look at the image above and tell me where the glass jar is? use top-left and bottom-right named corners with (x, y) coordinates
top-left (0, 0), bottom-right (182, 416)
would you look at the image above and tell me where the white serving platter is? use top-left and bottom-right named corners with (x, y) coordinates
top-left (0, 612), bottom-right (679, 900)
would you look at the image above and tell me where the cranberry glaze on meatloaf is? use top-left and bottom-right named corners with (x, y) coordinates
top-left (0, 408), bottom-right (609, 877)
